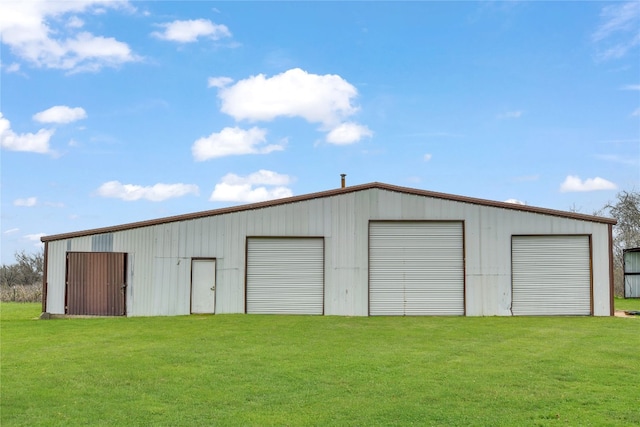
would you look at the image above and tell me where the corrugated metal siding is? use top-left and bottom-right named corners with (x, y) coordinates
top-left (66, 252), bottom-right (126, 316)
top-left (324, 192), bottom-right (369, 315)
top-left (624, 250), bottom-right (640, 298)
top-left (150, 223), bottom-right (191, 316)
top-left (92, 233), bottom-right (113, 252)
top-left (512, 236), bottom-right (591, 316)
top-left (46, 240), bottom-right (68, 314)
top-left (624, 250), bottom-right (640, 273)
top-left (369, 222), bottom-right (464, 316)
top-left (69, 236), bottom-right (92, 252)
top-left (625, 275), bottom-right (640, 298)
top-left (246, 238), bottom-right (324, 314)
top-left (588, 227), bottom-right (610, 316)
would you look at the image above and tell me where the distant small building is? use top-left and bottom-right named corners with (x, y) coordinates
top-left (40, 182), bottom-right (616, 317)
top-left (623, 248), bottom-right (640, 298)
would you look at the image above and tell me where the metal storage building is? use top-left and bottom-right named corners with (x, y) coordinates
top-left (40, 182), bottom-right (616, 317)
top-left (623, 248), bottom-right (640, 298)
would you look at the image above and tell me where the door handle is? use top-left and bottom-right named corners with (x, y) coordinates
top-left (210, 287), bottom-right (215, 291)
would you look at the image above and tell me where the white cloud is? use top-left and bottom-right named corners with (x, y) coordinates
top-left (33, 106), bottom-right (87, 124)
top-left (96, 181), bottom-right (199, 201)
top-left (192, 126), bottom-right (284, 161)
top-left (0, 113), bottom-right (54, 154)
top-left (65, 32), bottom-right (137, 73)
top-left (209, 170), bottom-right (293, 203)
top-left (0, 1), bottom-right (138, 72)
top-left (24, 233), bottom-right (46, 247)
top-left (4, 228), bottom-right (20, 235)
top-left (5, 63), bottom-right (20, 73)
top-left (504, 198), bottom-right (526, 205)
top-left (559, 175), bottom-right (617, 192)
top-left (67, 16), bottom-right (84, 29)
top-left (14, 197), bottom-right (37, 207)
top-left (222, 170), bottom-right (292, 186)
top-left (210, 184), bottom-right (293, 203)
top-left (596, 36), bottom-right (640, 61)
top-left (211, 68), bottom-right (372, 145)
top-left (218, 68), bottom-right (361, 128)
top-left (632, 108), bottom-right (640, 117)
top-left (152, 19), bottom-right (231, 43)
top-left (423, 153), bottom-right (433, 162)
top-left (207, 76), bottom-right (234, 88)
top-left (326, 122), bottom-right (373, 145)
top-left (621, 84), bottom-right (640, 90)
top-left (592, 2), bottom-right (640, 61)
top-left (497, 110), bottom-right (523, 119)
top-left (592, 2), bottom-right (640, 42)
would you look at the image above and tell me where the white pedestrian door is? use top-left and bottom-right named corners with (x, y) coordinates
top-left (191, 259), bottom-right (216, 314)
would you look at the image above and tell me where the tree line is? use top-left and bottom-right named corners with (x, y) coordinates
top-left (1, 190), bottom-right (638, 301)
top-left (1, 250), bottom-right (43, 288)
top-left (604, 190), bottom-right (640, 297)
top-left (1, 249), bottom-right (43, 302)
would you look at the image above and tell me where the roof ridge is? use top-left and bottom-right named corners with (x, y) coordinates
top-left (41, 182), bottom-right (616, 242)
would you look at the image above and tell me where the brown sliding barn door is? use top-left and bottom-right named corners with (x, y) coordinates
top-left (66, 252), bottom-right (127, 316)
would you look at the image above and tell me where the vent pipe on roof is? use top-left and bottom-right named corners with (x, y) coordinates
top-left (340, 174), bottom-right (346, 188)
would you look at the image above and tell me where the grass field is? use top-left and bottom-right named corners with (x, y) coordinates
top-left (614, 296), bottom-right (640, 312)
top-left (2, 303), bottom-right (639, 426)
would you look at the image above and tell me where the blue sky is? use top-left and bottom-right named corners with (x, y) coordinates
top-left (1, 1), bottom-right (639, 263)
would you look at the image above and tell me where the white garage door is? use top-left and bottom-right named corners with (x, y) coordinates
top-left (246, 237), bottom-right (324, 314)
top-left (369, 221), bottom-right (464, 316)
top-left (512, 235), bottom-right (591, 316)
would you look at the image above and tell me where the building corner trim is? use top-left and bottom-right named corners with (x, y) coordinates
top-left (42, 241), bottom-right (49, 314)
top-left (608, 224), bottom-right (615, 316)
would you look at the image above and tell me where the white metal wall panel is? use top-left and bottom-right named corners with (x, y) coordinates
top-left (246, 238), bottom-right (324, 314)
top-left (324, 192), bottom-right (370, 316)
top-left (45, 240), bottom-right (67, 314)
top-left (625, 275), bottom-right (640, 298)
top-left (369, 222), bottom-right (464, 316)
top-left (512, 236), bottom-right (591, 316)
top-left (69, 236), bottom-right (92, 252)
top-left (624, 250), bottom-right (640, 273)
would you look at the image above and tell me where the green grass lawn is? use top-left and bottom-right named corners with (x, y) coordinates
top-left (2, 303), bottom-right (639, 426)
top-left (615, 296), bottom-right (640, 312)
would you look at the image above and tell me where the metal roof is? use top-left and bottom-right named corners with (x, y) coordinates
top-left (41, 182), bottom-right (617, 242)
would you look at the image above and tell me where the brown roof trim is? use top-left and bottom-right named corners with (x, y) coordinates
top-left (41, 182), bottom-right (616, 242)
top-left (375, 183), bottom-right (617, 225)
